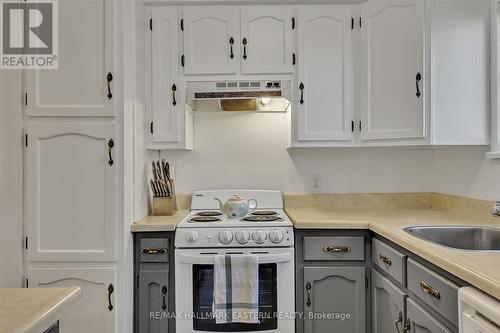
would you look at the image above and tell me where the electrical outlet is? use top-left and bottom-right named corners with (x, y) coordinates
top-left (310, 174), bottom-right (322, 193)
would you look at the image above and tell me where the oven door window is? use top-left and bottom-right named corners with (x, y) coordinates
top-left (193, 264), bottom-right (278, 332)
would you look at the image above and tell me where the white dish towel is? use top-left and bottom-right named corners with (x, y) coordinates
top-left (213, 255), bottom-right (259, 324)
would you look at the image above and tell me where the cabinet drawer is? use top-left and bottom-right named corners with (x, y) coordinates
top-left (407, 258), bottom-right (459, 326)
top-left (303, 236), bottom-right (364, 261)
top-left (372, 238), bottom-right (407, 284)
top-left (140, 238), bottom-right (169, 263)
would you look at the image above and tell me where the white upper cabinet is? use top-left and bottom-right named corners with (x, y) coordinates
top-left (183, 7), bottom-right (239, 75)
top-left (151, 8), bottom-right (181, 144)
top-left (295, 6), bottom-right (353, 143)
top-left (240, 7), bottom-right (294, 74)
top-left (28, 267), bottom-right (116, 333)
top-left (429, 0), bottom-right (490, 145)
top-left (26, 0), bottom-right (115, 117)
top-left (25, 123), bottom-right (116, 261)
top-left (360, 0), bottom-right (425, 142)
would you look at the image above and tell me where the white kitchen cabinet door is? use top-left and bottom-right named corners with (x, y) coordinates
top-left (361, 0), bottom-right (425, 141)
top-left (25, 0), bottom-right (115, 117)
top-left (25, 123), bottom-right (116, 261)
top-left (151, 8), bottom-right (181, 144)
top-left (183, 7), bottom-right (238, 75)
top-left (28, 267), bottom-right (116, 333)
top-left (296, 6), bottom-right (353, 142)
top-left (240, 7), bottom-right (294, 74)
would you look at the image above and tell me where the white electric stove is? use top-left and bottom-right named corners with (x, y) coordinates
top-left (175, 190), bottom-right (295, 333)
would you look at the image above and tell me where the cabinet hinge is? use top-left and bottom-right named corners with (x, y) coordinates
top-left (351, 17), bottom-right (354, 30)
top-left (181, 54), bottom-right (185, 67)
top-left (150, 122), bottom-right (154, 134)
top-left (292, 17), bottom-right (295, 30)
top-left (180, 18), bottom-right (184, 31)
top-left (292, 53), bottom-right (296, 66)
top-left (25, 133), bottom-right (28, 147)
top-left (25, 92), bottom-right (27, 106)
top-left (149, 18), bottom-right (152, 31)
top-left (25, 236), bottom-right (28, 250)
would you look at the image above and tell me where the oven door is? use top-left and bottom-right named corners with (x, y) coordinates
top-left (175, 248), bottom-right (295, 333)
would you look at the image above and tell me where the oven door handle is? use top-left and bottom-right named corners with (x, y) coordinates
top-left (176, 252), bottom-right (293, 264)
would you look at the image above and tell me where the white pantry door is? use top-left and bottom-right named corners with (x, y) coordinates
top-left (361, 0), bottom-right (425, 141)
top-left (240, 7), bottom-right (294, 74)
top-left (25, 0), bottom-right (115, 117)
top-left (296, 6), bottom-right (353, 142)
top-left (28, 267), bottom-right (116, 333)
top-left (183, 7), bottom-right (239, 75)
top-left (25, 123), bottom-right (116, 261)
top-left (151, 8), bottom-right (180, 143)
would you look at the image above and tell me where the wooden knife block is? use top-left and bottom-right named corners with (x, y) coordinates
top-left (152, 197), bottom-right (176, 216)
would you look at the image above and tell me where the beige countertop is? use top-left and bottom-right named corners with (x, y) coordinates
top-left (0, 287), bottom-right (81, 333)
top-left (287, 207), bottom-right (500, 300)
top-left (131, 210), bottom-right (189, 232)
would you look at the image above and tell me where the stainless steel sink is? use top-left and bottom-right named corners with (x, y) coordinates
top-left (404, 226), bottom-right (500, 251)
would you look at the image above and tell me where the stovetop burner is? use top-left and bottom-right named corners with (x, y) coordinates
top-left (188, 216), bottom-right (222, 223)
top-left (251, 211), bottom-right (278, 216)
top-left (196, 211), bottom-right (223, 217)
top-left (242, 215), bottom-right (283, 222)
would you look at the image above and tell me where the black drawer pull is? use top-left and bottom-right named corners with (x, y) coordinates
top-left (108, 139), bottom-right (114, 166)
top-left (172, 84), bottom-right (177, 106)
top-left (242, 38), bottom-right (248, 60)
top-left (229, 37), bottom-right (234, 59)
top-left (106, 72), bottom-right (113, 99)
top-left (108, 284), bottom-right (114, 311)
top-left (299, 82), bottom-right (305, 105)
top-left (305, 282), bottom-right (312, 307)
top-left (416, 72), bottom-right (422, 98)
top-left (162, 286), bottom-right (167, 310)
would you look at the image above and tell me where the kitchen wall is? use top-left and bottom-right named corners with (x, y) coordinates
top-left (154, 111), bottom-right (434, 194)
top-left (433, 147), bottom-right (500, 201)
top-left (0, 71), bottom-right (23, 287)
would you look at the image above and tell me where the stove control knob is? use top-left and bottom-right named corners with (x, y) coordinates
top-left (185, 230), bottom-right (199, 242)
top-left (218, 230), bottom-right (233, 245)
top-left (269, 229), bottom-right (284, 244)
top-left (252, 230), bottom-right (267, 244)
top-left (235, 230), bottom-right (250, 244)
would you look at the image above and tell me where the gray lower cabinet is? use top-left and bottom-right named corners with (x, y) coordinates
top-left (406, 298), bottom-right (452, 333)
top-left (134, 232), bottom-right (175, 333)
top-left (372, 269), bottom-right (406, 333)
top-left (138, 269), bottom-right (169, 333)
top-left (303, 266), bottom-right (366, 333)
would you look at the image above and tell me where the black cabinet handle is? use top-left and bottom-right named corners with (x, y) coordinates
top-left (172, 84), bottom-right (177, 106)
top-left (395, 311), bottom-right (403, 333)
top-left (242, 38), bottom-right (248, 60)
top-left (108, 284), bottom-right (114, 311)
top-left (299, 82), bottom-right (305, 105)
top-left (162, 286), bottom-right (167, 310)
top-left (107, 72), bottom-right (113, 99)
top-left (306, 282), bottom-right (312, 307)
top-left (416, 72), bottom-right (422, 98)
top-left (229, 37), bottom-right (234, 59)
top-left (108, 139), bottom-right (114, 166)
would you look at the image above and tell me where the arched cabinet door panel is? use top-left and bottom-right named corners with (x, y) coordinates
top-left (183, 7), bottom-right (239, 75)
top-left (25, 123), bottom-right (116, 261)
top-left (28, 267), bottom-right (116, 333)
top-left (361, 0), bottom-right (425, 141)
top-left (303, 266), bottom-right (366, 333)
top-left (25, 0), bottom-right (115, 117)
top-left (296, 6), bottom-right (353, 142)
top-left (241, 7), bottom-right (294, 74)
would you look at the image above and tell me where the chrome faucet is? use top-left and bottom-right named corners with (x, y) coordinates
top-left (492, 201), bottom-right (500, 216)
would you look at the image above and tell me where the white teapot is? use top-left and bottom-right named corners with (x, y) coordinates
top-left (214, 195), bottom-right (258, 219)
